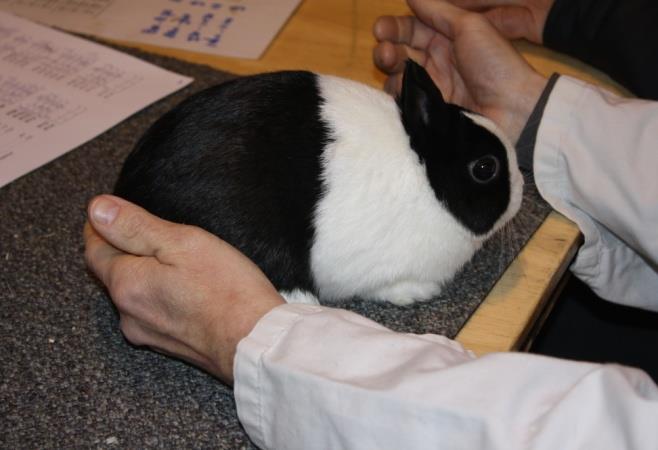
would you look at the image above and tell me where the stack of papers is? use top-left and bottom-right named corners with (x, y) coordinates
top-left (0, 11), bottom-right (193, 188)
top-left (0, 0), bottom-right (302, 58)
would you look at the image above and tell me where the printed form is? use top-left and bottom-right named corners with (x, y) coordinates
top-left (0, 0), bottom-right (302, 59)
top-left (0, 11), bottom-right (192, 188)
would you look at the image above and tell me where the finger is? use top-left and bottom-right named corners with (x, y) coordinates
top-left (407, 0), bottom-right (472, 39)
top-left (483, 6), bottom-right (537, 41)
top-left (384, 73), bottom-right (402, 95)
top-left (84, 220), bottom-right (124, 282)
top-left (373, 41), bottom-right (405, 74)
top-left (373, 15), bottom-right (436, 50)
top-left (373, 41), bottom-right (428, 75)
top-left (118, 312), bottom-right (177, 349)
top-left (84, 220), bottom-right (120, 261)
top-left (87, 243), bottom-right (150, 303)
top-left (447, 0), bottom-right (523, 10)
top-left (118, 314), bottom-right (205, 362)
top-left (101, 252), bottom-right (166, 323)
top-left (376, 43), bottom-right (430, 95)
top-left (425, 34), bottom-right (457, 99)
top-left (119, 315), bottom-right (215, 375)
top-left (87, 194), bottom-right (179, 260)
top-left (85, 216), bottom-right (165, 312)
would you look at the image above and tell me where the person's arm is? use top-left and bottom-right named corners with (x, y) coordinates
top-left (543, 0), bottom-right (658, 100)
top-left (235, 304), bottom-right (658, 449)
top-left (516, 73), bottom-right (658, 311)
top-left (83, 194), bottom-right (658, 449)
top-left (530, 75), bottom-right (658, 310)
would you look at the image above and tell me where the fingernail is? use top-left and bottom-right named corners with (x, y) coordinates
top-left (91, 197), bottom-right (119, 225)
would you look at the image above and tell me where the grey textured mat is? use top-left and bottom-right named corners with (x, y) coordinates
top-left (0, 38), bottom-right (551, 448)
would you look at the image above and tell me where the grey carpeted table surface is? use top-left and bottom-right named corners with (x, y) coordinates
top-left (0, 37), bottom-right (552, 449)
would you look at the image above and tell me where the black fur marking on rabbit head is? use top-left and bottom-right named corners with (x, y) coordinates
top-left (398, 60), bottom-right (512, 236)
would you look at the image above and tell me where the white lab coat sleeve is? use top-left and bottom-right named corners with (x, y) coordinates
top-left (234, 304), bottom-right (658, 450)
top-left (534, 75), bottom-right (658, 311)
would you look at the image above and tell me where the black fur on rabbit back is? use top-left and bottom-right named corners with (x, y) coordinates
top-left (114, 71), bottom-right (328, 294)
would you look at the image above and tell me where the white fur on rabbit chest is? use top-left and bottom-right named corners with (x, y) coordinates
top-left (308, 76), bottom-right (484, 306)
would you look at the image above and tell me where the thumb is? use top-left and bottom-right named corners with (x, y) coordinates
top-left (87, 194), bottom-right (177, 259)
top-left (483, 6), bottom-right (541, 42)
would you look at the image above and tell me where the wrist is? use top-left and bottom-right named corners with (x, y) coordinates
top-left (213, 293), bottom-right (285, 385)
top-left (502, 72), bottom-right (548, 144)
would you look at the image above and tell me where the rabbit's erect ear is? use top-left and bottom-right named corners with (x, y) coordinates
top-left (398, 60), bottom-right (449, 156)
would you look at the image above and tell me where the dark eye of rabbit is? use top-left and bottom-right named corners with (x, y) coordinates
top-left (468, 155), bottom-right (500, 184)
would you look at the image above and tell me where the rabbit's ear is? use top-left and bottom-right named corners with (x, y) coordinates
top-left (398, 60), bottom-right (450, 158)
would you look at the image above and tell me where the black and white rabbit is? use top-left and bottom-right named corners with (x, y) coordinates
top-left (114, 61), bottom-right (523, 306)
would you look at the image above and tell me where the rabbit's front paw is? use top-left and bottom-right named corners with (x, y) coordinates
top-left (370, 280), bottom-right (441, 306)
top-left (280, 289), bottom-right (320, 305)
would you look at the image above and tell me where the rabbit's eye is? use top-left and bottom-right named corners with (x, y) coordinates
top-left (468, 155), bottom-right (500, 184)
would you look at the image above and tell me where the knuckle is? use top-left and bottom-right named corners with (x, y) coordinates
top-left (83, 244), bottom-right (96, 269)
top-left (83, 233), bottom-right (103, 269)
top-left (121, 210), bottom-right (152, 241)
top-left (176, 224), bottom-right (209, 253)
top-left (119, 317), bottom-right (146, 346)
top-left (460, 11), bottom-right (486, 28)
top-left (108, 264), bottom-right (144, 309)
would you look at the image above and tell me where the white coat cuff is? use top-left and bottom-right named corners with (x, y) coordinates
top-left (233, 304), bottom-right (325, 449)
top-left (533, 76), bottom-right (658, 310)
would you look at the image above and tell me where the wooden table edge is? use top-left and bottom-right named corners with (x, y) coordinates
top-left (456, 211), bottom-right (582, 355)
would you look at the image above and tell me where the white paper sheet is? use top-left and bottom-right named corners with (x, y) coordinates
top-left (0, 0), bottom-right (302, 59)
top-left (0, 11), bottom-right (192, 188)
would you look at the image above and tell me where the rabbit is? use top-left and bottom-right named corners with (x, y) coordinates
top-left (114, 60), bottom-right (523, 307)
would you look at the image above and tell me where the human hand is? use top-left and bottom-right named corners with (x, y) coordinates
top-left (373, 0), bottom-right (547, 143)
top-left (83, 195), bottom-right (285, 385)
top-left (446, 0), bottom-right (554, 44)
